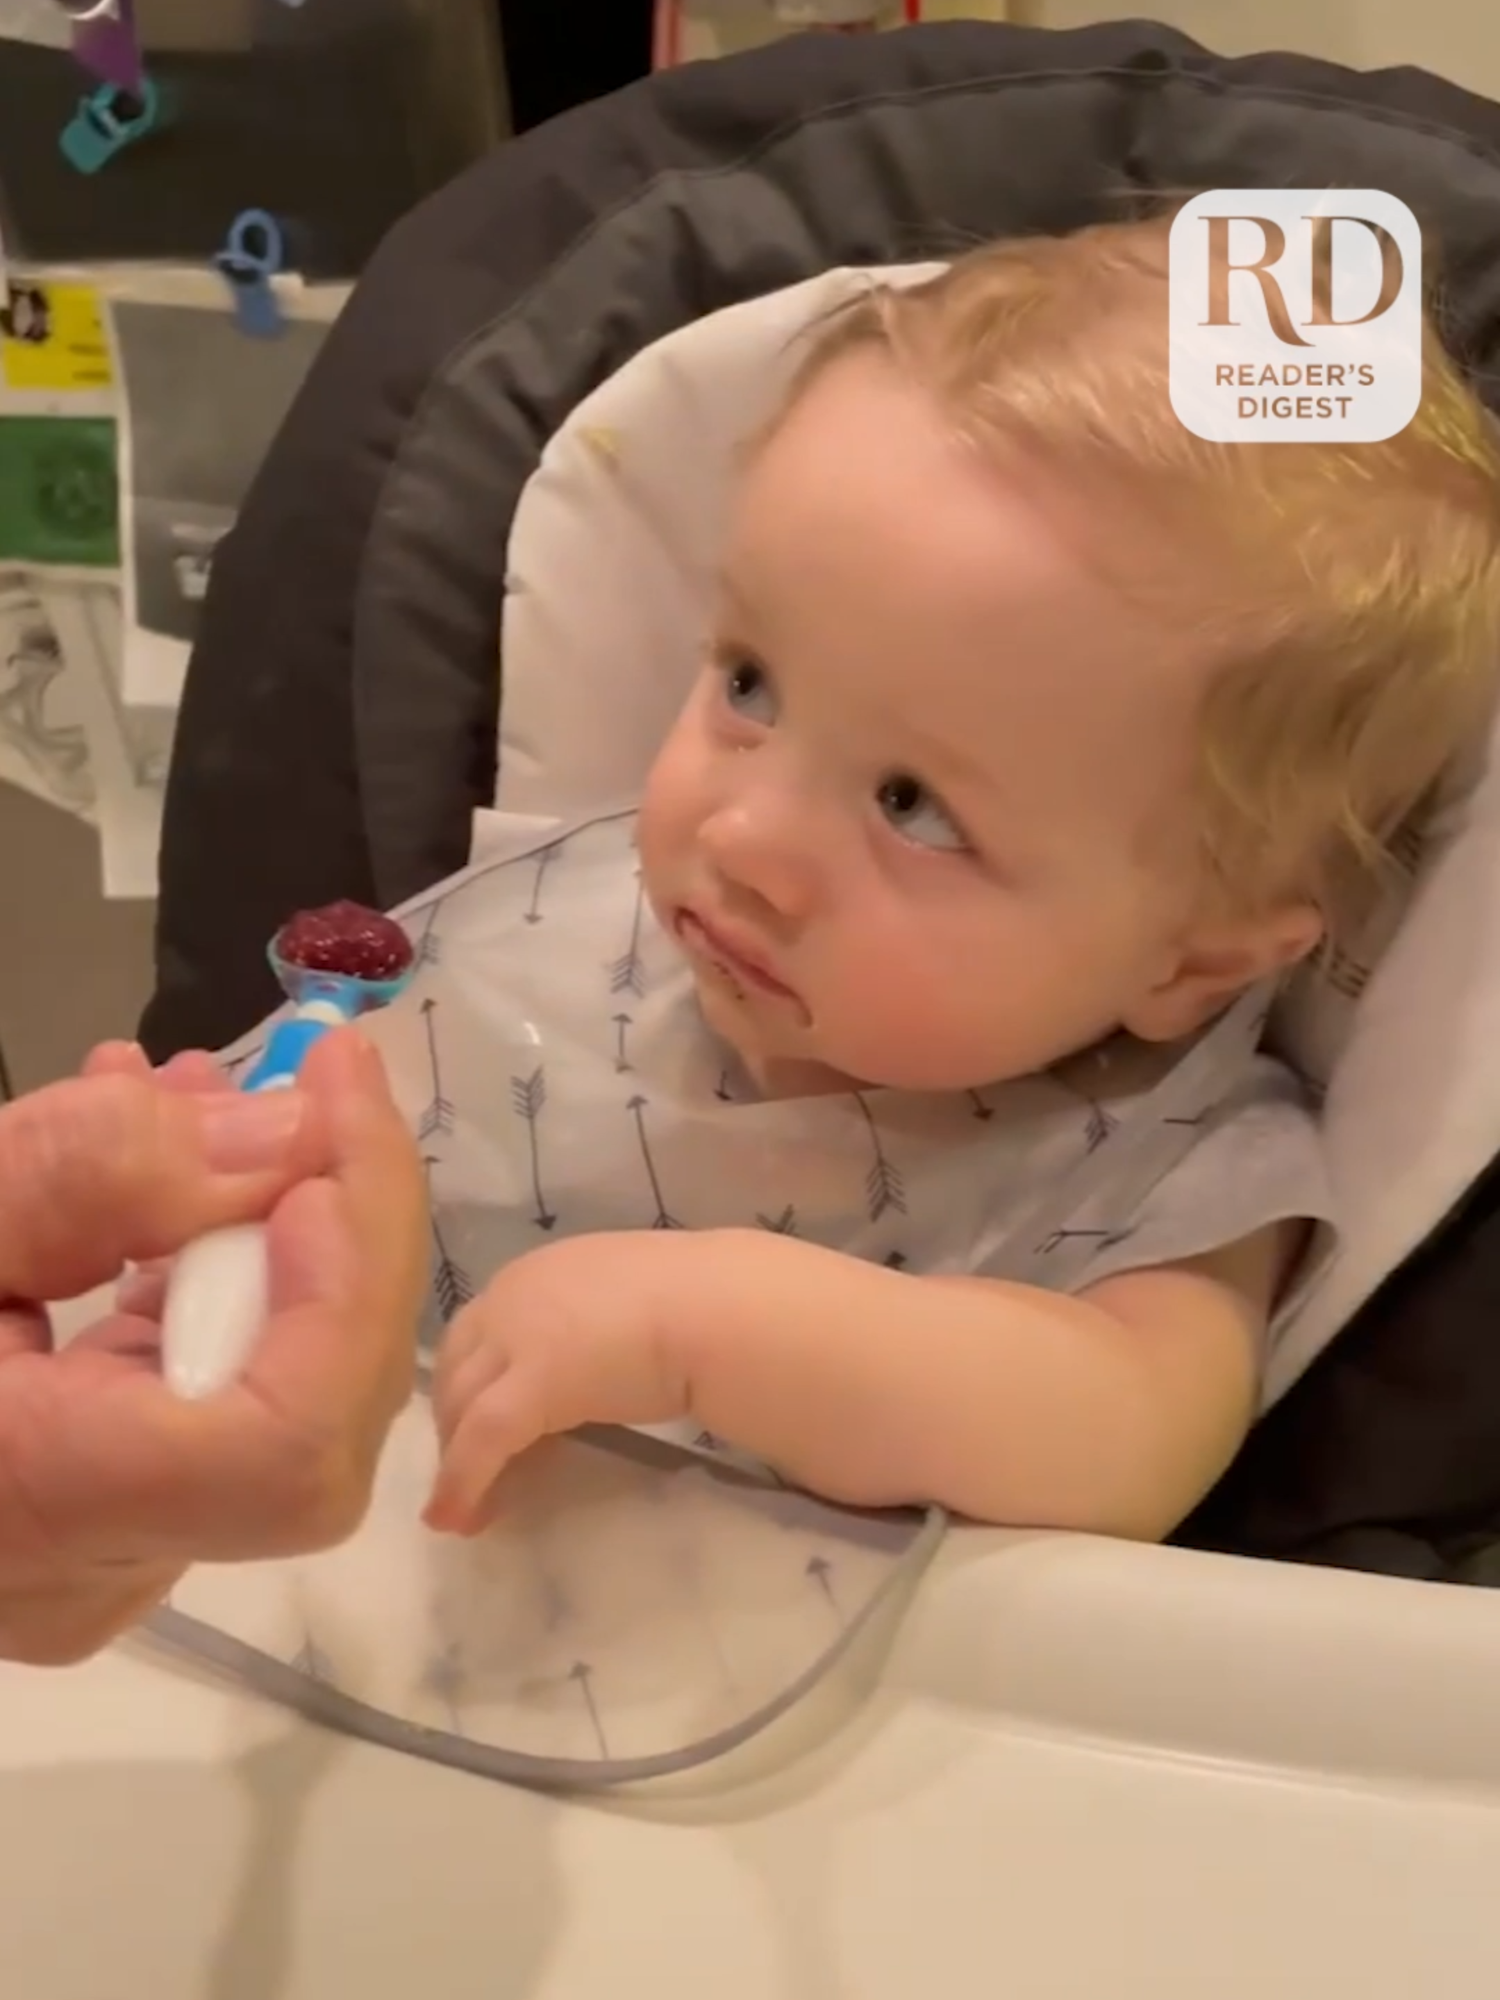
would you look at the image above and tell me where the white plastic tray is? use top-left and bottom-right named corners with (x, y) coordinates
top-left (5, 1500), bottom-right (1500, 1997)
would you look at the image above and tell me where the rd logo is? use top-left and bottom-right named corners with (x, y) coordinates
top-left (1168, 189), bottom-right (1423, 443)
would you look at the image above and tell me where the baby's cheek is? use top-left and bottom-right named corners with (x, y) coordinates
top-left (830, 946), bottom-right (988, 1091)
top-left (637, 755), bottom-right (692, 880)
top-left (833, 887), bottom-right (1064, 1088)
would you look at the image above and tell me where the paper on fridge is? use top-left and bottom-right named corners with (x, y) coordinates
top-left (0, 271), bottom-right (119, 589)
top-left (0, 567), bottom-right (95, 819)
top-left (35, 574), bottom-right (171, 899)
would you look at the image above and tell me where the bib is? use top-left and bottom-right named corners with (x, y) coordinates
top-left (145, 807), bottom-right (1267, 1789)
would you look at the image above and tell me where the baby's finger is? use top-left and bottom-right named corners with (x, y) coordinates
top-left (429, 1293), bottom-right (492, 1391)
top-left (429, 1333), bottom-right (512, 1453)
top-left (423, 1375), bottom-right (547, 1535)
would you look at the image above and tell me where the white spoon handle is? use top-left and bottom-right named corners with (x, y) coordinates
top-left (160, 1222), bottom-right (271, 1402)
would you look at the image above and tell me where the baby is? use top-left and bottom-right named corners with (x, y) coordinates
top-left (420, 213), bottom-right (1500, 1541)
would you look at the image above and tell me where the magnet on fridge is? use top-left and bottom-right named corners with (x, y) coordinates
top-left (214, 210), bottom-right (287, 340)
top-left (58, 73), bottom-right (160, 175)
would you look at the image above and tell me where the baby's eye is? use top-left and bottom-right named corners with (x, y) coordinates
top-left (876, 773), bottom-right (968, 852)
top-left (719, 654), bottom-right (777, 725)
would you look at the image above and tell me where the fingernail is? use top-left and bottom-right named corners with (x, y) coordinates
top-left (423, 1485), bottom-right (474, 1536)
top-left (353, 1036), bottom-right (390, 1084)
top-left (320, 1029), bottom-right (384, 1089)
top-left (198, 1088), bottom-right (306, 1173)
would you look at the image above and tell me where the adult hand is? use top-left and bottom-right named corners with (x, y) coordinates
top-left (0, 1031), bottom-right (426, 1666)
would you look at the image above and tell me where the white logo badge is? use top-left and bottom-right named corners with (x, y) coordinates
top-left (1169, 189), bottom-right (1423, 443)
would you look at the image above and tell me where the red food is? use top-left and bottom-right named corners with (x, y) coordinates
top-left (274, 900), bottom-right (414, 982)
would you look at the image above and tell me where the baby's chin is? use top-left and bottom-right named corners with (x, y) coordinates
top-left (704, 1006), bottom-right (961, 1100)
top-left (695, 969), bottom-right (1074, 1098)
top-left (690, 978), bottom-right (850, 1097)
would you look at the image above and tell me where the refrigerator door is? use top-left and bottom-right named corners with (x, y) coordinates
top-left (0, 0), bottom-right (510, 277)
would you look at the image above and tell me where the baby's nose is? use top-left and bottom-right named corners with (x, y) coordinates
top-left (699, 804), bottom-right (818, 921)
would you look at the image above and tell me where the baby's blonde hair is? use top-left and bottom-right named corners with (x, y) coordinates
top-left (789, 212), bottom-right (1500, 939)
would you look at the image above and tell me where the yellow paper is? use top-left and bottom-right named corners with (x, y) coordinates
top-left (1, 281), bottom-right (114, 394)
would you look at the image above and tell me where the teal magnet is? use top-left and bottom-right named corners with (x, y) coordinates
top-left (58, 74), bottom-right (160, 175)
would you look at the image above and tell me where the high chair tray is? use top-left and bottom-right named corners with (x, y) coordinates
top-left (4, 1514), bottom-right (1499, 1997)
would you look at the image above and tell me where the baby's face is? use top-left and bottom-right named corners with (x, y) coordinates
top-left (638, 350), bottom-right (1228, 1096)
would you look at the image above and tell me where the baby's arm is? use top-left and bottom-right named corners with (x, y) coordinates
top-left (665, 1226), bottom-right (1284, 1539)
top-left (428, 1223), bottom-right (1293, 1541)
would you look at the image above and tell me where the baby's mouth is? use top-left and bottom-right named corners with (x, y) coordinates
top-left (675, 909), bottom-right (800, 1006)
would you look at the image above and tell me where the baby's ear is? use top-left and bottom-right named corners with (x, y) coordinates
top-left (1122, 903), bottom-right (1324, 1044)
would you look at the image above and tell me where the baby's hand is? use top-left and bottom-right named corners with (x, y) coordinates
top-left (423, 1233), bottom-right (692, 1534)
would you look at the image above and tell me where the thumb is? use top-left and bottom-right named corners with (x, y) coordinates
top-left (0, 1071), bottom-right (333, 1304)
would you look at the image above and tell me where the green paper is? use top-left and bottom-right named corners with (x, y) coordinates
top-left (0, 417), bottom-right (120, 569)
